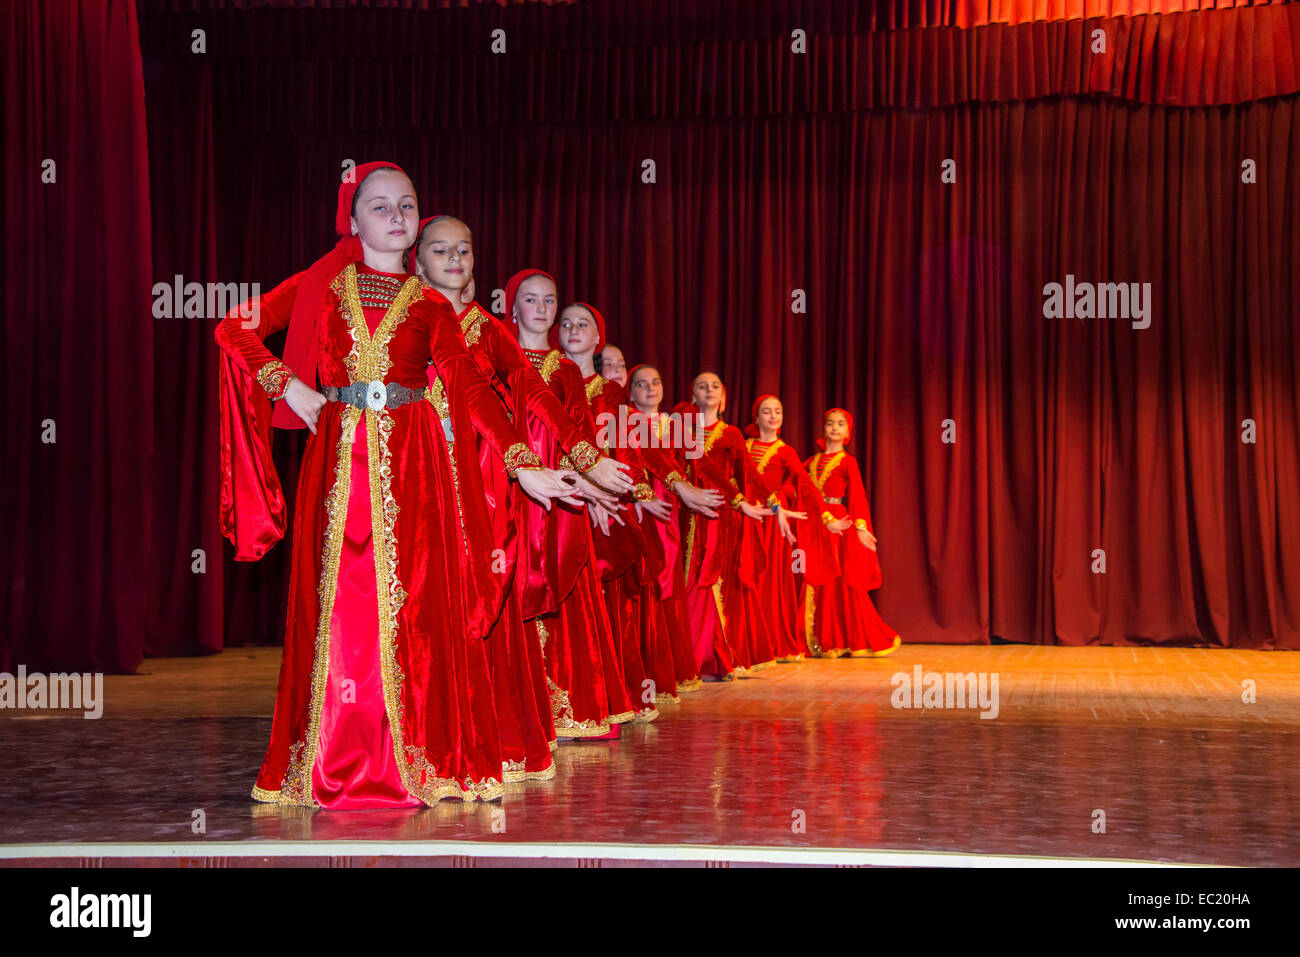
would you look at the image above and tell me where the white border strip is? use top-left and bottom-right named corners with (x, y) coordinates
top-left (0, 841), bottom-right (1200, 867)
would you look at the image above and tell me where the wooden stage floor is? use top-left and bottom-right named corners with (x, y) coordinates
top-left (1, 644), bottom-right (1297, 867)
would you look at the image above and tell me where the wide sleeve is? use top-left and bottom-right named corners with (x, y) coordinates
top-left (482, 321), bottom-right (598, 470)
top-left (842, 455), bottom-right (883, 590)
top-left (213, 271), bottom-right (304, 401)
top-left (555, 361), bottom-right (603, 472)
top-left (212, 272), bottom-right (306, 561)
top-left (724, 428), bottom-right (764, 507)
top-left (426, 301), bottom-right (543, 476)
top-left (783, 445), bottom-right (838, 587)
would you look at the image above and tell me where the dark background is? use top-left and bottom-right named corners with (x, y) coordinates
top-left (5, 0), bottom-right (1299, 672)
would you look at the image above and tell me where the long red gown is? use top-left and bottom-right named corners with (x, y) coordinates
top-left (584, 375), bottom-right (680, 706)
top-left (744, 437), bottom-right (837, 661)
top-left (679, 414), bottom-right (775, 677)
top-left (803, 449), bottom-right (901, 657)
top-left (519, 348), bottom-right (652, 732)
top-left (626, 409), bottom-right (703, 693)
top-left (434, 299), bottom-right (603, 781)
top-left (217, 263), bottom-right (534, 806)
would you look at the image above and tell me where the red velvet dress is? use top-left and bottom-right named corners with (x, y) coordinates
top-left (627, 410), bottom-right (703, 692)
top-left (745, 438), bottom-right (836, 660)
top-left (681, 417), bottom-right (774, 677)
top-left (585, 375), bottom-right (680, 706)
top-left (520, 348), bottom-right (651, 732)
top-left (216, 263), bottom-right (531, 807)
top-left (803, 450), bottom-right (901, 656)
top-left (435, 300), bottom-right (600, 780)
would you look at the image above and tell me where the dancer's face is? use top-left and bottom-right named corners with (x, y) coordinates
top-left (599, 345), bottom-right (627, 387)
top-left (692, 373), bottom-right (723, 412)
top-left (823, 411), bottom-right (849, 444)
top-left (350, 169), bottom-right (418, 256)
top-left (513, 275), bottom-right (558, 336)
top-left (629, 366), bottom-right (662, 410)
top-left (757, 398), bottom-right (783, 434)
top-left (558, 305), bottom-right (599, 355)
top-left (415, 218), bottom-right (474, 295)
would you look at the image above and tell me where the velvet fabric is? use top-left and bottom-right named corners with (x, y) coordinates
top-left (804, 449), bottom-right (897, 655)
top-left (215, 261), bottom-right (528, 805)
top-left (745, 437), bottom-right (837, 659)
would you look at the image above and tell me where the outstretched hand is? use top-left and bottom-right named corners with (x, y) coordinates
top-left (516, 468), bottom-right (584, 511)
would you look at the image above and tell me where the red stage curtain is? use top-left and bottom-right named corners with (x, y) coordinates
top-left (2, 0), bottom-right (155, 672)
top-left (12, 0), bottom-right (1296, 671)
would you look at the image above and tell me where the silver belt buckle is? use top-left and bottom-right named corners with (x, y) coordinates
top-left (365, 380), bottom-right (387, 411)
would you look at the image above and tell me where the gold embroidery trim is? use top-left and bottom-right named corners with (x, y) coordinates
top-left (538, 349), bottom-right (563, 384)
top-left (665, 470), bottom-right (687, 487)
top-left (750, 438), bottom-right (785, 475)
top-left (460, 304), bottom-right (490, 345)
top-left (336, 264), bottom-right (423, 385)
top-left (427, 375), bottom-right (450, 420)
top-left (504, 442), bottom-right (543, 475)
top-left (683, 511), bottom-right (697, 577)
top-left (809, 451), bottom-right (846, 492)
top-left (585, 376), bottom-right (605, 400)
top-left (255, 360), bottom-right (294, 400)
top-left (633, 482), bottom-right (654, 502)
top-left (803, 584), bottom-right (824, 657)
top-left (703, 420), bottom-right (726, 455)
top-left (567, 440), bottom-right (600, 473)
top-left (854, 518), bottom-right (869, 531)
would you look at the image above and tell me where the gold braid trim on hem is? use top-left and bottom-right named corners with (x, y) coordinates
top-left (502, 761), bottom-right (557, 784)
top-left (606, 710), bottom-right (639, 724)
top-left (676, 677), bottom-right (704, 693)
top-left (548, 674), bottom-right (612, 736)
top-left (655, 692), bottom-right (680, 704)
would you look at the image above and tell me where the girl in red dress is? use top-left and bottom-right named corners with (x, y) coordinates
top-left (625, 365), bottom-right (722, 692)
top-left (676, 373), bottom-right (775, 677)
top-left (406, 215), bottom-right (633, 780)
top-left (742, 394), bottom-right (844, 662)
top-left (508, 270), bottom-right (657, 734)
top-left (556, 304), bottom-right (680, 706)
top-left (216, 163), bottom-right (575, 807)
top-left (803, 408), bottom-right (902, 658)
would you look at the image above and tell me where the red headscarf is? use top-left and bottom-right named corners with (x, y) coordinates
top-left (274, 160), bottom-right (408, 429)
top-left (504, 268), bottom-right (556, 333)
top-left (743, 393), bottom-right (780, 439)
top-left (405, 214), bottom-right (439, 276)
top-left (548, 301), bottom-right (606, 353)
top-left (815, 407), bottom-right (854, 451)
